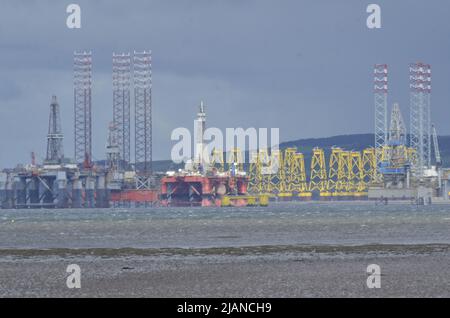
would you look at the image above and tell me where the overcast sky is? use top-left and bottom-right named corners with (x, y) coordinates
top-left (0, 0), bottom-right (449, 167)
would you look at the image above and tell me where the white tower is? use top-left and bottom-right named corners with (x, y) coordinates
top-left (409, 62), bottom-right (431, 177)
top-left (194, 101), bottom-right (206, 169)
top-left (374, 64), bottom-right (388, 174)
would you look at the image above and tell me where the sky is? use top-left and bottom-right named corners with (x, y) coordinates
top-left (0, 0), bottom-right (449, 167)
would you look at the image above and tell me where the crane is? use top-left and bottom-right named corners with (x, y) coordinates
top-left (432, 124), bottom-right (441, 167)
top-left (432, 124), bottom-right (442, 195)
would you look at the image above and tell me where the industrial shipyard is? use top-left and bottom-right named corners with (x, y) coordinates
top-left (0, 57), bottom-right (446, 208)
top-left (3, 0), bottom-right (450, 302)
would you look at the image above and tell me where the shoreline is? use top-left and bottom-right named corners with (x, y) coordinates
top-left (0, 243), bottom-right (449, 258)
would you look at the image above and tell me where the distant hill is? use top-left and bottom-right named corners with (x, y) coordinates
top-left (280, 134), bottom-right (374, 152)
top-left (146, 133), bottom-right (450, 173)
top-left (281, 133), bottom-right (450, 171)
top-left (279, 134), bottom-right (373, 175)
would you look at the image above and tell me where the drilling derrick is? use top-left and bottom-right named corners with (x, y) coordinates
top-left (375, 102), bottom-right (415, 190)
top-left (159, 104), bottom-right (263, 208)
top-left (389, 103), bottom-right (406, 145)
top-left (194, 101), bottom-right (207, 170)
top-left (113, 53), bottom-right (131, 169)
top-left (409, 62), bottom-right (431, 177)
top-left (134, 51), bottom-right (152, 189)
top-left (106, 122), bottom-right (120, 174)
top-left (74, 51), bottom-right (93, 168)
top-left (374, 64), bottom-right (388, 179)
top-left (45, 96), bottom-right (64, 164)
top-left (387, 103), bottom-right (408, 168)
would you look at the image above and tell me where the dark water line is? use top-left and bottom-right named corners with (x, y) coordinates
top-left (1, 243), bottom-right (449, 258)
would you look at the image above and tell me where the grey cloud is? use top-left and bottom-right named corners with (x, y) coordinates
top-left (0, 0), bottom-right (449, 167)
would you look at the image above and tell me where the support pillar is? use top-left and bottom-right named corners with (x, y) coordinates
top-left (15, 176), bottom-right (26, 208)
top-left (86, 176), bottom-right (95, 208)
top-left (96, 175), bottom-right (108, 208)
top-left (56, 171), bottom-right (68, 208)
top-left (29, 178), bottom-right (40, 206)
top-left (72, 178), bottom-right (82, 208)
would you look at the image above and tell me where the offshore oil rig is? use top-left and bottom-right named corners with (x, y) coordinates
top-left (246, 63), bottom-right (449, 204)
top-left (0, 51), bottom-right (158, 209)
top-left (160, 102), bottom-right (267, 207)
top-left (0, 51), bottom-right (263, 209)
top-left (0, 58), bottom-right (448, 208)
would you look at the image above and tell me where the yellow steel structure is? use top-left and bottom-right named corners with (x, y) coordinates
top-left (374, 146), bottom-right (384, 182)
top-left (389, 145), bottom-right (408, 168)
top-left (248, 151), bottom-right (261, 193)
top-left (379, 145), bottom-right (417, 172)
top-left (278, 148), bottom-right (311, 198)
top-left (362, 148), bottom-right (377, 187)
top-left (259, 149), bottom-right (272, 193)
top-left (278, 148), bottom-right (294, 197)
top-left (210, 148), bottom-right (224, 172)
top-left (248, 149), bottom-right (272, 194)
top-left (293, 153), bottom-right (309, 195)
top-left (380, 145), bottom-right (391, 162)
top-left (327, 147), bottom-right (342, 196)
top-left (228, 147), bottom-right (244, 172)
top-left (269, 149), bottom-right (283, 193)
top-left (349, 151), bottom-right (366, 196)
top-left (407, 147), bottom-right (417, 167)
top-left (335, 150), bottom-right (350, 196)
top-left (282, 148), bottom-right (297, 191)
top-left (247, 147), bottom-right (381, 200)
top-left (309, 147), bottom-right (328, 194)
top-left (247, 147), bottom-right (312, 199)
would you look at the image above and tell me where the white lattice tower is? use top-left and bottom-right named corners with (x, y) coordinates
top-left (374, 64), bottom-right (388, 176)
top-left (409, 62), bottom-right (431, 177)
top-left (113, 52), bottom-right (131, 167)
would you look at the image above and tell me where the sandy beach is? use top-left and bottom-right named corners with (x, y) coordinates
top-left (0, 243), bottom-right (449, 297)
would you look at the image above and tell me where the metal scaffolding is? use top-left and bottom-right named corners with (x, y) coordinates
top-left (133, 51), bottom-right (152, 188)
top-left (309, 147), bottom-right (327, 192)
top-left (106, 122), bottom-right (120, 174)
top-left (385, 103), bottom-right (408, 169)
top-left (45, 95), bottom-right (64, 164)
top-left (409, 62), bottom-right (431, 177)
top-left (389, 103), bottom-right (406, 145)
top-left (374, 64), bottom-right (388, 175)
top-left (113, 53), bottom-right (131, 168)
top-left (74, 51), bottom-right (93, 167)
